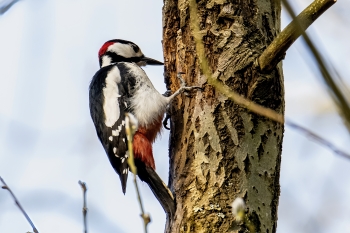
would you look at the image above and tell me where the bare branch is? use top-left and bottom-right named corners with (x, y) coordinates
top-left (281, 0), bottom-right (350, 134)
top-left (0, 177), bottom-right (39, 233)
top-left (286, 120), bottom-right (350, 160)
top-left (258, 0), bottom-right (336, 72)
top-left (78, 180), bottom-right (88, 233)
top-left (188, 0), bottom-right (350, 159)
top-left (125, 113), bottom-right (150, 233)
top-left (0, 0), bottom-right (21, 15)
top-left (189, 0), bottom-right (284, 123)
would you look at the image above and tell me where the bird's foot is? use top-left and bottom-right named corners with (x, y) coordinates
top-left (163, 72), bottom-right (202, 130)
top-left (166, 72), bottom-right (202, 102)
top-left (162, 90), bottom-right (172, 97)
top-left (176, 72), bottom-right (202, 94)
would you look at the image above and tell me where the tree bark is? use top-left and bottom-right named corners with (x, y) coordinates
top-left (163, 1), bottom-right (284, 232)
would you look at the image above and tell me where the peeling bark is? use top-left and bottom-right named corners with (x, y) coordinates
top-left (163, 1), bottom-right (284, 232)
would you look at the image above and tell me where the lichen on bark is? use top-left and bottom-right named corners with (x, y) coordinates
top-left (163, 0), bottom-right (284, 232)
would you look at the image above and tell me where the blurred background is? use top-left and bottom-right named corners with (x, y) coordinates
top-left (0, 0), bottom-right (349, 232)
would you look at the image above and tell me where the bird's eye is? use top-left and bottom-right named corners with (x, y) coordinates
top-left (131, 44), bottom-right (140, 53)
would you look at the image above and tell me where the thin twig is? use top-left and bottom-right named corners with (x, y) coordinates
top-left (0, 0), bottom-right (21, 15)
top-left (0, 177), bottom-right (39, 233)
top-left (286, 120), bottom-right (350, 160)
top-left (189, 0), bottom-right (284, 124)
top-left (78, 180), bottom-right (88, 233)
top-left (258, 0), bottom-right (336, 72)
top-left (125, 113), bottom-right (151, 233)
top-left (281, 0), bottom-right (350, 133)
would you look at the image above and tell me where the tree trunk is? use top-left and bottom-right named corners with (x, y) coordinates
top-left (162, 0), bottom-right (284, 232)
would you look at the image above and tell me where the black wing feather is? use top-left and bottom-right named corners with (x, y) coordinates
top-left (89, 63), bottom-right (136, 193)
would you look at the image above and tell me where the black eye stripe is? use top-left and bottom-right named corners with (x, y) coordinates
top-left (131, 44), bottom-right (140, 53)
top-left (105, 51), bottom-right (141, 63)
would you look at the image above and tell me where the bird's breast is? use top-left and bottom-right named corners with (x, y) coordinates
top-left (130, 83), bottom-right (168, 128)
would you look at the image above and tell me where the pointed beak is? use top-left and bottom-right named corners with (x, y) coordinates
top-left (141, 56), bottom-right (164, 65)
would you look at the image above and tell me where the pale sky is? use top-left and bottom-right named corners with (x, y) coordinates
top-left (0, 0), bottom-right (349, 232)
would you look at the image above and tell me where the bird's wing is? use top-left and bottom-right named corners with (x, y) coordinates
top-left (89, 64), bottom-right (132, 194)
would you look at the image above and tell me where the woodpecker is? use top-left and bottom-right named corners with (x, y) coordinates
top-left (89, 39), bottom-right (198, 197)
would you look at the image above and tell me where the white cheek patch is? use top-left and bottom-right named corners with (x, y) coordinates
top-left (103, 67), bottom-right (122, 128)
top-left (109, 43), bottom-right (143, 58)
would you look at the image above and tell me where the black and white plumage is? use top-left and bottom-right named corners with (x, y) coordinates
top-left (89, 39), bottom-right (171, 193)
top-left (90, 60), bottom-right (166, 192)
top-left (89, 64), bottom-right (128, 192)
top-left (89, 39), bottom-right (199, 216)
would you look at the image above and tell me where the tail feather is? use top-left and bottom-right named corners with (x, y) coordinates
top-left (135, 160), bottom-right (175, 219)
top-left (120, 173), bottom-right (128, 194)
top-left (115, 163), bottom-right (128, 194)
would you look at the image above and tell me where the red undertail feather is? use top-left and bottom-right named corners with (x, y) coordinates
top-left (132, 115), bottom-right (163, 169)
top-left (133, 132), bottom-right (155, 169)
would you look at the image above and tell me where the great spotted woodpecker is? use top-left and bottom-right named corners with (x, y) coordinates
top-left (89, 39), bottom-right (199, 203)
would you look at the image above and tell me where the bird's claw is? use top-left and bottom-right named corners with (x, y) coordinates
top-left (163, 104), bottom-right (171, 130)
top-left (177, 72), bottom-right (203, 95)
top-left (177, 72), bottom-right (186, 87)
top-left (163, 73), bottom-right (202, 130)
top-left (163, 90), bottom-right (172, 97)
top-left (163, 113), bottom-right (171, 130)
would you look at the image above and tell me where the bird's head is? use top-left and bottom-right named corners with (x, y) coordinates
top-left (98, 39), bottom-right (163, 68)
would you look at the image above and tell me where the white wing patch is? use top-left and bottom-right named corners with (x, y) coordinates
top-left (103, 66), bottom-right (122, 128)
top-left (112, 130), bottom-right (119, 136)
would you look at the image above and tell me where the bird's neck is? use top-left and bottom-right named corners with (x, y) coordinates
top-left (100, 55), bottom-right (114, 67)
